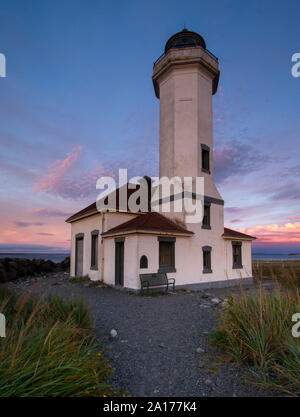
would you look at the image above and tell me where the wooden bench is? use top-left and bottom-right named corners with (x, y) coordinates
top-left (139, 272), bottom-right (175, 293)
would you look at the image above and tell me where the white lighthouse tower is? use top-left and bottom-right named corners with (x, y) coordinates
top-left (152, 29), bottom-right (223, 221)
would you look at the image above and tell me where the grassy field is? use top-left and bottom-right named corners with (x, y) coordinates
top-left (212, 261), bottom-right (300, 396)
top-left (0, 286), bottom-right (115, 397)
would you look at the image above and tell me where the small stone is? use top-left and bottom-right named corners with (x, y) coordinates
top-left (202, 292), bottom-right (212, 298)
top-left (110, 329), bottom-right (118, 338)
top-left (196, 347), bottom-right (205, 353)
top-left (211, 297), bottom-right (221, 305)
top-left (205, 379), bottom-right (212, 385)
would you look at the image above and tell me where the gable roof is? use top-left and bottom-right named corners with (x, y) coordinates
top-left (66, 201), bottom-right (98, 223)
top-left (222, 227), bottom-right (256, 240)
top-left (66, 178), bottom-right (152, 223)
top-left (101, 212), bottom-right (194, 237)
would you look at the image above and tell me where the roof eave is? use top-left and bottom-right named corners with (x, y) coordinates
top-left (102, 229), bottom-right (194, 239)
top-left (66, 209), bottom-right (142, 224)
top-left (66, 210), bottom-right (99, 223)
top-left (222, 235), bottom-right (256, 241)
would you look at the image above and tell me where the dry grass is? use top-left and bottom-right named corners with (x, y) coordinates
top-left (252, 260), bottom-right (300, 289)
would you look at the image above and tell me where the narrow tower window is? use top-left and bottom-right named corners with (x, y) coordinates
top-left (202, 203), bottom-right (211, 229)
top-left (201, 144), bottom-right (210, 173)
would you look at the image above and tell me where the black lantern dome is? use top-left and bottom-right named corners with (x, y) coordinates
top-left (165, 29), bottom-right (206, 54)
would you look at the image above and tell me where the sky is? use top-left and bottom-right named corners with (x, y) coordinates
top-left (0, 0), bottom-right (299, 253)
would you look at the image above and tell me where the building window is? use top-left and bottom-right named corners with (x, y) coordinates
top-left (202, 245), bottom-right (212, 273)
top-left (201, 144), bottom-right (210, 173)
top-left (91, 230), bottom-right (99, 270)
top-left (202, 203), bottom-right (211, 229)
top-left (140, 255), bottom-right (148, 269)
top-left (232, 241), bottom-right (242, 269)
top-left (158, 237), bottom-right (176, 272)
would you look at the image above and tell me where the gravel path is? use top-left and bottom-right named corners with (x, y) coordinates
top-left (6, 274), bottom-right (277, 397)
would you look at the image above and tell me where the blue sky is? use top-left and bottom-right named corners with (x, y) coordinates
top-left (0, 0), bottom-right (300, 252)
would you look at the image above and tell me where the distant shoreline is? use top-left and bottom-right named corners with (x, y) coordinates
top-left (0, 252), bottom-right (299, 262)
top-left (0, 253), bottom-right (70, 263)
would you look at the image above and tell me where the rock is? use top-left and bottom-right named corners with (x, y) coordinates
top-left (110, 329), bottom-right (118, 339)
top-left (196, 347), bottom-right (205, 354)
top-left (205, 379), bottom-right (212, 385)
top-left (202, 292), bottom-right (212, 298)
top-left (211, 297), bottom-right (221, 305)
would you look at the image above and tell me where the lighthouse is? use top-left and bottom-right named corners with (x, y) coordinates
top-left (152, 29), bottom-right (222, 219)
top-left (67, 29), bottom-right (255, 291)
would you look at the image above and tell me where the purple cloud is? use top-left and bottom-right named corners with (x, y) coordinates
top-left (214, 139), bottom-right (271, 184)
top-left (14, 221), bottom-right (45, 228)
top-left (31, 208), bottom-right (73, 217)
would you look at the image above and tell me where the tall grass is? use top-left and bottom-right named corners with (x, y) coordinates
top-left (0, 286), bottom-right (114, 397)
top-left (211, 285), bottom-right (300, 395)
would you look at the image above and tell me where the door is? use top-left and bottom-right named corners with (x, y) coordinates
top-left (115, 241), bottom-right (124, 286)
top-left (75, 237), bottom-right (84, 276)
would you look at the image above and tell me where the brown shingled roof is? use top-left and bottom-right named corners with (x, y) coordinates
top-left (101, 212), bottom-right (194, 237)
top-left (66, 178), bottom-right (152, 223)
top-left (223, 227), bottom-right (256, 240)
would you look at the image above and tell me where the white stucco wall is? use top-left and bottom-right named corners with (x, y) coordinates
top-left (70, 214), bottom-right (101, 280)
top-left (223, 239), bottom-right (253, 280)
top-left (70, 211), bottom-right (138, 281)
top-left (102, 234), bottom-right (138, 289)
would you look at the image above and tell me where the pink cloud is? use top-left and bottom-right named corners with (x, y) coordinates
top-left (240, 221), bottom-right (300, 242)
top-left (31, 208), bottom-right (73, 217)
top-left (34, 146), bottom-right (82, 192)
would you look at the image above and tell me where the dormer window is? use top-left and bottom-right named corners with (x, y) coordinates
top-left (201, 144), bottom-right (210, 173)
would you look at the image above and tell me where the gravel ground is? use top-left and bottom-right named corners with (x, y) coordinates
top-left (5, 273), bottom-right (278, 397)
